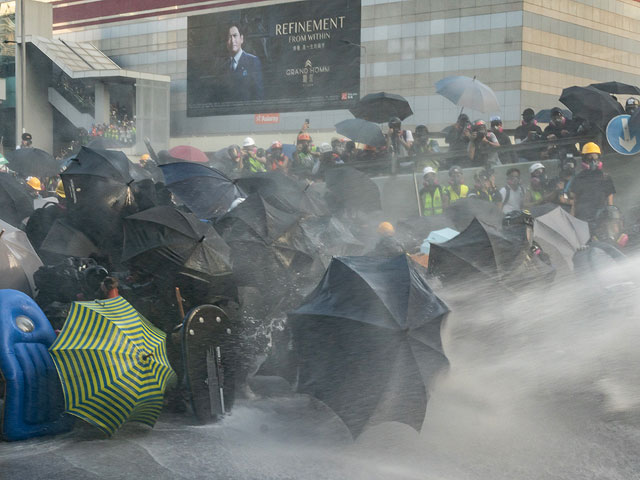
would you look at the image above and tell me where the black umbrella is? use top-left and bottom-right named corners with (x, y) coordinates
top-left (559, 85), bottom-right (624, 128)
top-left (6, 148), bottom-right (60, 178)
top-left (534, 108), bottom-right (573, 123)
top-left (122, 206), bottom-right (232, 282)
top-left (428, 218), bottom-right (523, 285)
top-left (291, 216), bottom-right (364, 267)
top-left (290, 255), bottom-right (449, 437)
top-left (324, 166), bottom-right (381, 213)
top-left (39, 219), bottom-right (101, 264)
top-left (235, 171), bottom-right (328, 217)
top-left (349, 92), bottom-right (413, 123)
top-left (62, 146), bottom-right (134, 184)
top-left (0, 172), bottom-right (34, 227)
top-left (160, 162), bottom-right (245, 219)
top-left (589, 81), bottom-right (640, 96)
top-left (445, 197), bottom-right (503, 231)
top-left (335, 118), bottom-right (386, 147)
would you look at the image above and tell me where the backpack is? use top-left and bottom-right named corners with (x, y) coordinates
top-left (502, 185), bottom-right (524, 206)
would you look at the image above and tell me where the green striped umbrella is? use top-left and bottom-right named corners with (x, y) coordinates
top-left (49, 296), bottom-right (176, 435)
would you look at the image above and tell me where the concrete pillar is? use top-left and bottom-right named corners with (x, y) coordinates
top-left (94, 82), bottom-right (110, 125)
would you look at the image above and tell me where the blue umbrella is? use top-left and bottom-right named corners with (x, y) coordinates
top-left (534, 108), bottom-right (572, 123)
top-left (435, 75), bottom-right (500, 113)
top-left (335, 118), bottom-right (386, 147)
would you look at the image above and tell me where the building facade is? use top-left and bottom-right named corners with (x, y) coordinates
top-left (52, 0), bottom-right (640, 151)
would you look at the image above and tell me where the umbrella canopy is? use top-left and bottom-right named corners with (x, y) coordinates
top-left (421, 227), bottom-right (460, 255)
top-left (169, 145), bottom-right (209, 164)
top-left (0, 172), bottom-right (34, 227)
top-left (160, 162), bottom-right (245, 219)
top-left (559, 85), bottom-right (624, 129)
top-left (49, 296), bottom-right (176, 436)
top-left (534, 108), bottom-right (573, 123)
top-left (0, 218), bottom-right (43, 296)
top-left (324, 166), bottom-right (382, 213)
top-left (445, 197), bottom-right (502, 231)
top-left (235, 171), bottom-right (328, 217)
top-left (123, 206), bottom-right (232, 281)
top-left (435, 75), bottom-right (500, 113)
top-left (6, 148), bottom-right (60, 178)
top-left (428, 218), bottom-right (523, 284)
top-left (291, 255), bottom-right (449, 437)
top-left (589, 81), bottom-right (640, 96)
top-left (335, 118), bottom-right (386, 147)
top-left (349, 92), bottom-right (413, 123)
top-left (62, 146), bottom-right (134, 184)
top-left (533, 206), bottom-right (590, 271)
top-left (39, 219), bottom-right (101, 260)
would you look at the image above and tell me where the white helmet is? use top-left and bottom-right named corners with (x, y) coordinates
top-left (529, 162), bottom-right (545, 174)
top-left (423, 166), bottom-right (436, 176)
top-left (319, 142), bottom-right (332, 153)
top-left (242, 137), bottom-right (255, 148)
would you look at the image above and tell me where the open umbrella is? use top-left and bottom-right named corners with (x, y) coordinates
top-left (589, 81), bottom-right (640, 96)
top-left (49, 296), bottom-right (176, 436)
top-left (39, 219), bottom-right (101, 261)
top-left (0, 218), bottom-right (43, 297)
top-left (324, 166), bottom-right (381, 213)
top-left (335, 118), bottom-right (386, 147)
top-left (559, 85), bottom-right (624, 129)
top-left (169, 145), bottom-right (209, 164)
top-left (445, 197), bottom-right (502, 231)
top-left (534, 108), bottom-right (573, 123)
top-left (160, 162), bottom-right (245, 219)
top-left (123, 206), bottom-right (232, 282)
top-left (435, 75), bottom-right (500, 113)
top-left (0, 172), bottom-right (34, 227)
top-left (533, 206), bottom-right (590, 271)
top-left (290, 255), bottom-right (449, 437)
top-left (6, 148), bottom-right (60, 178)
top-left (349, 92), bottom-right (413, 124)
top-left (428, 218), bottom-right (523, 285)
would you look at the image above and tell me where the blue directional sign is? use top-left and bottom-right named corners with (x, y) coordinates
top-left (606, 114), bottom-right (640, 155)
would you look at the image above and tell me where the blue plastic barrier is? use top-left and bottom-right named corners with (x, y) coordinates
top-left (0, 289), bottom-right (74, 441)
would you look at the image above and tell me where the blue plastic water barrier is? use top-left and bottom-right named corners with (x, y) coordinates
top-left (0, 289), bottom-right (74, 441)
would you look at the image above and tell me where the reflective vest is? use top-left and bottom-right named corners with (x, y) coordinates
top-left (530, 189), bottom-right (542, 203)
top-left (423, 187), bottom-right (443, 216)
top-left (445, 184), bottom-right (469, 204)
top-left (246, 155), bottom-right (266, 173)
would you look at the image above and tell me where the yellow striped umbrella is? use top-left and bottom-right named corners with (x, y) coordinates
top-left (49, 296), bottom-right (176, 436)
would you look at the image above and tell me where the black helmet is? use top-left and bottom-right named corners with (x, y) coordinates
top-left (449, 165), bottom-right (463, 176)
top-left (388, 116), bottom-right (402, 128)
top-left (503, 210), bottom-right (534, 228)
top-left (472, 119), bottom-right (487, 131)
top-left (415, 124), bottom-right (428, 136)
top-left (626, 97), bottom-right (639, 107)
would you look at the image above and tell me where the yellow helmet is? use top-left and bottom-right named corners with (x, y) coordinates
top-left (56, 180), bottom-right (66, 198)
top-left (377, 221), bottom-right (395, 237)
top-left (140, 153), bottom-right (151, 161)
top-left (581, 142), bottom-right (601, 155)
top-left (26, 176), bottom-right (41, 191)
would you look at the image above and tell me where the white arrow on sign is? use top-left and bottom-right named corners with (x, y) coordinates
top-left (619, 117), bottom-right (637, 152)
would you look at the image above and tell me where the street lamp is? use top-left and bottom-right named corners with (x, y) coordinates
top-left (340, 39), bottom-right (367, 97)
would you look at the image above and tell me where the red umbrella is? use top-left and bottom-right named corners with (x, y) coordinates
top-left (169, 145), bottom-right (209, 163)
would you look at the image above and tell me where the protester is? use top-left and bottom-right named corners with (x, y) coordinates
top-left (17, 132), bottom-right (33, 149)
top-left (313, 143), bottom-right (341, 178)
top-left (469, 167), bottom-right (501, 204)
top-left (410, 125), bottom-right (440, 170)
top-left (499, 167), bottom-right (525, 214)
top-left (340, 141), bottom-right (357, 163)
top-left (591, 206), bottom-right (628, 249)
top-left (242, 137), bottom-right (267, 173)
top-left (386, 116), bottom-right (413, 158)
top-left (468, 120), bottom-right (500, 167)
top-left (419, 167), bottom-right (448, 216)
top-left (368, 221), bottom-right (405, 257)
top-left (292, 132), bottom-right (317, 174)
top-left (543, 107), bottom-right (579, 160)
top-left (267, 141), bottom-right (289, 174)
top-left (443, 165), bottom-right (468, 205)
top-left (548, 157), bottom-right (576, 212)
top-left (331, 137), bottom-right (346, 158)
top-left (490, 116), bottom-right (516, 164)
top-left (570, 142), bottom-right (615, 228)
top-left (514, 108), bottom-right (544, 163)
top-left (444, 114), bottom-right (471, 167)
top-left (625, 97), bottom-right (639, 115)
top-left (525, 162), bottom-right (553, 207)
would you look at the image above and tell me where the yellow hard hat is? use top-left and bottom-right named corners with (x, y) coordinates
top-left (581, 142), bottom-right (601, 155)
top-left (56, 180), bottom-right (66, 198)
top-left (377, 221), bottom-right (395, 236)
top-left (26, 176), bottom-right (41, 191)
top-left (140, 153), bottom-right (151, 161)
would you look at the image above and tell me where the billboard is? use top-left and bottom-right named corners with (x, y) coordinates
top-left (187, 0), bottom-right (361, 117)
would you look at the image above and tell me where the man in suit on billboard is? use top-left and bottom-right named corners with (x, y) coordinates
top-left (216, 24), bottom-right (264, 103)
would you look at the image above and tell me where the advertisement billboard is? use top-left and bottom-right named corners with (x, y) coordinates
top-left (187, 0), bottom-right (361, 117)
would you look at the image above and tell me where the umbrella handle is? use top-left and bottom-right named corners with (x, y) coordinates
top-left (175, 287), bottom-right (186, 320)
top-left (413, 173), bottom-right (422, 216)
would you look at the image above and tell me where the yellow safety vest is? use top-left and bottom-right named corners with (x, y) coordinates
top-left (445, 184), bottom-right (469, 204)
top-left (530, 189), bottom-right (542, 203)
top-left (247, 155), bottom-right (266, 173)
top-left (423, 187), bottom-right (443, 216)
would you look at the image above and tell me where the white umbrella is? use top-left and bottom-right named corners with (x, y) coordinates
top-left (0, 218), bottom-right (43, 296)
top-left (533, 206), bottom-right (590, 271)
top-left (435, 75), bottom-right (500, 113)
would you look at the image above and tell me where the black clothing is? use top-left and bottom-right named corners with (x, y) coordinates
top-left (570, 169), bottom-right (615, 222)
top-left (368, 236), bottom-right (405, 257)
top-left (493, 129), bottom-right (517, 164)
top-left (514, 122), bottom-right (544, 162)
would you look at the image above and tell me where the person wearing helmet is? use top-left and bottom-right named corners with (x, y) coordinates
top-left (292, 132), bottom-right (318, 174)
top-left (241, 137), bottom-right (266, 173)
top-left (368, 221), bottom-right (405, 257)
top-left (139, 153), bottom-right (162, 181)
top-left (469, 167), bottom-right (501, 204)
top-left (570, 142), bottom-right (615, 227)
top-left (267, 140), bottom-right (289, 174)
top-left (419, 166), bottom-right (448, 216)
top-left (443, 165), bottom-right (469, 205)
top-left (18, 132), bottom-right (33, 149)
top-left (312, 142), bottom-right (341, 178)
top-left (386, 116), bottom-right (413, 158)
top-left (543, 107), bottom-right (579, 160)
top-left (592, 205), bottom-right (628, 248)
top-left (625, 97), bottom-right (639, 115)
top-left (444, 113), bottom-right (472, 167)
top-left (25, 176), bottom-right (42, 194)
top-left (525, 162), bottom-right (552, 207)
top-left (410, 125), bottom-right (440, 169)
top-left (468, 119), bottom-right (500, 168)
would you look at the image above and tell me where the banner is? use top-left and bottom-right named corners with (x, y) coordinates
top-left (187, 0), bottom-right (361, 117)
